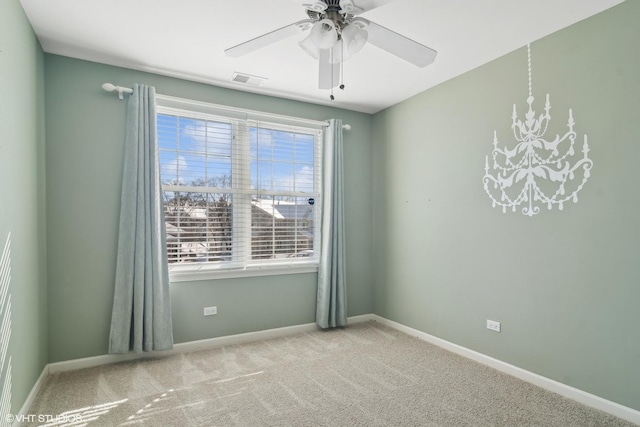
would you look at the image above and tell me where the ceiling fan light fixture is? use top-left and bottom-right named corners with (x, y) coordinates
top-left (338, 0), bottom-right (363, 15)
top-left (328, 40), bottom-right (351, 64)
top-left (303, 1), bottom-right (328, 13)
top-left (299, 34), bottom-right (320, 60)
top-left (341, 23), bottom-right (368, 55)
top-left (311, 19), bottom-right (338, 50)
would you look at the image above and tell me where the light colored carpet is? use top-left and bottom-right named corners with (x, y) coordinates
top-left (26, 322), bottom-right (634, 426)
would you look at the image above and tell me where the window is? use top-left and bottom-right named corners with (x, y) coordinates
top-left (156, 99), bottom-right (323, 281)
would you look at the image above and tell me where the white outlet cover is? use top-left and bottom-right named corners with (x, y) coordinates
top-left (487, 320), bottom-right (501, 332)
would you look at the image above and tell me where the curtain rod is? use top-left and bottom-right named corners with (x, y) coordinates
top-left (101, 83), bottom-right (133, 100)
top-left (101, 82), bottom-right (351, 130)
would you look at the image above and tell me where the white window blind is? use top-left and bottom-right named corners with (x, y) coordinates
top-left (156, 100), bottom-right (323, 280)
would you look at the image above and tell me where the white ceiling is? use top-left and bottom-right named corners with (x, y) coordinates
top-left (20, 0), bottom-right (623, 114)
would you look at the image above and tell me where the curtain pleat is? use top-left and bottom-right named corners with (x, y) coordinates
top-left (109, 84), bottom-right (173, 353)
top-left (316, 119), bottom-right (347, 329)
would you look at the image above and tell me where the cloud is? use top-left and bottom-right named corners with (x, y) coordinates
top-left (181, 121), bottom-right (232, 157)
top-left (275, 165), bottom-right (315, 193)
top-left (161, 155), bottom-right (188, 184)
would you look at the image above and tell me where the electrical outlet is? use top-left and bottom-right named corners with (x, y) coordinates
top-left (486, 319), bottom-right (501, 332)
top-left (203, 306), bottom-right (217, 316)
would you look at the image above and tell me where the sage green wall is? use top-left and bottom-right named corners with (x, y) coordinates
top-left (44, 55), bottom-right (373, 362)
top-left (0, 0), bottom-right (47, 415)
top-left (372, 1), bottom-right (639, 411)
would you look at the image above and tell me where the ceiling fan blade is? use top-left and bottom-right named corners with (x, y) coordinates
top-left (318, 49), bottom-right (340, 89)
top-left (365, 20), bottom-right (437, 68)
top-left (348, 0), bottom-right (396, 14)
top-left (225, 19), bottom-right (314, 58)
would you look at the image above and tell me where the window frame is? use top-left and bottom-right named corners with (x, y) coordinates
top-left (156, 95), bottom-right (325, 282)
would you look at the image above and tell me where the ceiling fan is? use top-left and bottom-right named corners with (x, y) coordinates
top-left (224, 0), bottom-right (437, 97)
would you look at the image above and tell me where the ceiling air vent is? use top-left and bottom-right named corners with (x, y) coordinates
top-left (232, 72), bottom-right (267, 86)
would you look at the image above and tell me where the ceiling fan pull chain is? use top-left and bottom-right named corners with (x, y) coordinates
top-left (340, 39), bottom-right (345, 91)
top-left (330, 46), bottom-right (336, 100)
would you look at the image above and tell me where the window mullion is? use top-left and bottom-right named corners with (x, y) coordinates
top-left (234, 122), bottom-right (251, 265)
top-left (313, 130), bottom-right (322, 260)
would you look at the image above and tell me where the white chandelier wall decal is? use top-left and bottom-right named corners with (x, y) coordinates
top-left (482, 43), bottom-right (593, 217)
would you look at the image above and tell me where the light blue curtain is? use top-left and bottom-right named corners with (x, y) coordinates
top-left (316, 119), bottom-right (347, 328)
top-left (109, 84), bottom-right (173, 354)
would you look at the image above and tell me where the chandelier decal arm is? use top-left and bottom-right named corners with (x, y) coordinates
top-left (483, 43), bottom-right (593, 217)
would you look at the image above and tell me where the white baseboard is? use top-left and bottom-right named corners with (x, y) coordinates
top-left (347, 313), bottom-right (375, 324)
top-left (372, 315), bottom-right (640, 426)
top-left (28, 313), bottom-right (639, 426)
top-left (48, 323), bottom-right (315, 374)
top-left (48, 314), bottom-right (374, 374)
top-left (13, 365), bottom-right (49, 427)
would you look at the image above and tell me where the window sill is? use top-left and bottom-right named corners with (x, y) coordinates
top-left (169, 264), bottom-right (319, 283)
